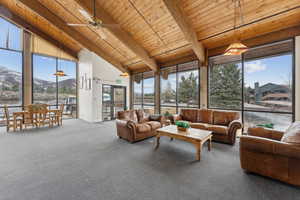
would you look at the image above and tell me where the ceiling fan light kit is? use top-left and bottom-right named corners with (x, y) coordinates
top-left (66, 0), bottom-right (118, 39)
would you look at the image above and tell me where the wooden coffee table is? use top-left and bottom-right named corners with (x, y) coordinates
top-left (155, 125), bottom-right (212, 161)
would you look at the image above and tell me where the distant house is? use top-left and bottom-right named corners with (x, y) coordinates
top-left (254, 82), bottom-right (291, 110)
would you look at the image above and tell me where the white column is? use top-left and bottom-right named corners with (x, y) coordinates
top-left (295, 36), bottom-right (300, 121)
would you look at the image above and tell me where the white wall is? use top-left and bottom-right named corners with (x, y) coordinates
top-left (78, 50), bottom-right (93, 122)
top-left (295, 36), bottom-right (300, 121)
top-left (78, 49), bottom-right (130, 122)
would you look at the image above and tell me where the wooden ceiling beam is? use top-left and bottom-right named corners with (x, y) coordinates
top-left (163, 0), bottom-right (205, 64)
top-left (17, 0), bottom-right (129, 73)
top-left (208, 24), bottom-right (300, 57)
top-left (73, 0), bottom-right (158, 72)
top-left (0, 4), bottom-right (78, 59)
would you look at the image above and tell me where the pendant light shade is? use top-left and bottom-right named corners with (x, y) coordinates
top-left (54, 70), bottom-right (67, 77)
top-left (120, 72), bottom-right (129, 77)
top-left (224, 0), bottom-right (248, 55)
top-left (224, 42), bottom-right (249, 55)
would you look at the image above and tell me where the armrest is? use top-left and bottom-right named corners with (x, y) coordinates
top-left (116, 119), bottom-right (137, 129)
top-left (240, 135), bottom-right (300, 159)
top-left (248, 127), bottom-right (284, 141)
top-left (228, 120), bottom-right (242, 133)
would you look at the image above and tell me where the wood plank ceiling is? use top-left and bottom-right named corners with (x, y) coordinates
top-left (0, 0), bottom-right (300, 73)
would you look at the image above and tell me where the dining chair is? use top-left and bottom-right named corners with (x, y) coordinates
top-left (57, 104), bottom-right (64, 126)
top-left (38, 104), bottom-right (53, 127)
top-left (23, 104), bottom-right (39, 129)
top-left (3, 105), bottom-right (22, 132)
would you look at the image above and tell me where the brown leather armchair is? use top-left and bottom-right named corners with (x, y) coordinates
top-left (240, 123), bottom-right (300, 186)
top-left (116, 110), bottom-right (163, 143)
top-left (173, 109), bottom-right (242, 145)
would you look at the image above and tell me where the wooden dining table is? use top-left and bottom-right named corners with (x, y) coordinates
top-left (12, 107), bottom-right (61, 131)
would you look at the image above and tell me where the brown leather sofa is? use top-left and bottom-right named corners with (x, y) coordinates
top-left (240, 122), bottom-right (300, 186)
top-left (116, 110), bottom-right (163, 143)
top-left (173, 109), bottom-right (242, 145)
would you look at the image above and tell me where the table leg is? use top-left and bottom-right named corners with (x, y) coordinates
top-left (13, 115), bottom-right (17, 132)
top-left (195, 143), bottom-right (201, 161)
top-left (170, 137), bottom-right (174, 141)
top-left (155, 135), bottom-right (160, 150)
top-left (208, 136), bottom-right (212, 151)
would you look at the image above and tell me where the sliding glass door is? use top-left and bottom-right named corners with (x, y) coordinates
top-left (102, 85), bottom-right (126, 120)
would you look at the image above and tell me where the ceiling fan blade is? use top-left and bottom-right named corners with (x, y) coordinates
top-left (97, 27), bottom-right (107, 39)
top-left (67, 23), bottom-right (89, 26)
top-left (0, 6), bottom-right (12, 18)
top-left (101, 24), bottom-right (121, 28)
top-left (78, 9), bottom-right (93, 22)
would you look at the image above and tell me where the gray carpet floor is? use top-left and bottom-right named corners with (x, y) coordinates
top-left (0, 119), bottom-right (299, 200)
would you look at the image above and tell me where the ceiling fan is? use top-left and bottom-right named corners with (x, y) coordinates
top-left (67, 0), bottom-right (119, 39)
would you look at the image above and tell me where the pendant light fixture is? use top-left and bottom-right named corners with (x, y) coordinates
top-left (54, 70), bottom-right (67, 77)
top-left (224, 0), bottom-right (248, 56)
top-left (54, 45), bottom-right (67, 77)
top-left (120, 72), bottom-right (129, 77)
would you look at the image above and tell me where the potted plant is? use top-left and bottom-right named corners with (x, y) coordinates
top-left (175, 121), bottom-right (190, 132)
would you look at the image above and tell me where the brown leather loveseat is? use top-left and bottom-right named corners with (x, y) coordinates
top-left (116, 110), bottom-right (163, 143)
top-left (173, 109), bottom-right (242, 145)
top-left (240, 122), bottom-right (300, 186)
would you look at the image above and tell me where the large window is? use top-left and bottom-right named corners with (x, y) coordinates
top-left (209, 55), bottom-right (242, 110)
top-left (33, 54), bottom-right (57, 105)
top-left (33, 54), bottom-right (77, 118)
top-left (209, 40), bottom-right (294, 131)
top-left (0, 17), bottom-right (23, 108)
top-left (133, 71), bottom-right (155, 114)
top-left (160, 61), bottom-right (199, 115)
top-left (0, 17), bottom-right (22, 51)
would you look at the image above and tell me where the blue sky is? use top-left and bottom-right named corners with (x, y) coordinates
top-left (244, 54), bottom-right (292, 88)
top-left (0, 17), bottom-right (21, 50)
top-left (33, 55), bottom-right (76, 82)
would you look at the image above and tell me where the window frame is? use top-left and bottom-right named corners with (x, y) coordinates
top-left (132, 72), bottom-right (155, 110)
top-left (31, 53), bottom-right (78, 116)
top-left (160, 60), bottom-right (200, 114)
top-left (0, 17), bottom-right (24, 110)
top-left (207, 39), bottom-right (296, 129)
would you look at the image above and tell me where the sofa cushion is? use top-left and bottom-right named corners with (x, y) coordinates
top-left (190, 122), bottom-right (209, 130)
top-left (146, 121), bottom-right (161, 130)
top-left (197, 109), bottom-right (213, 124)
top-left (207, 125), bottom-right (228, 135)
top-left (118, 110), bottom-right (138, 122)
top-left (180, 109), bottom-right (198, 122)
top-left (281, 122), bottom-right (300, 146)
top-left (136, 123), bottom-right (151, 133)
top-left (136, 109), bottom-right (149, 123)
top-left (213, 111), bottom-right (240, 126)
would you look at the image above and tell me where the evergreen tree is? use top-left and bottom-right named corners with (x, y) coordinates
top-left (177, 72), bottom-right (198, 105)
top-left (210, 63), bottom-right (242, 109)
top-left (162, 81), bottom-right (175, 103)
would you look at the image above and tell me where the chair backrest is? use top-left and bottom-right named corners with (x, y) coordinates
top-left (117, 110), bottom-right (138, 122)
top-left (3, 105), bottom-right (10, 123)
top-left (59, 104), bottom-right (64, 115)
